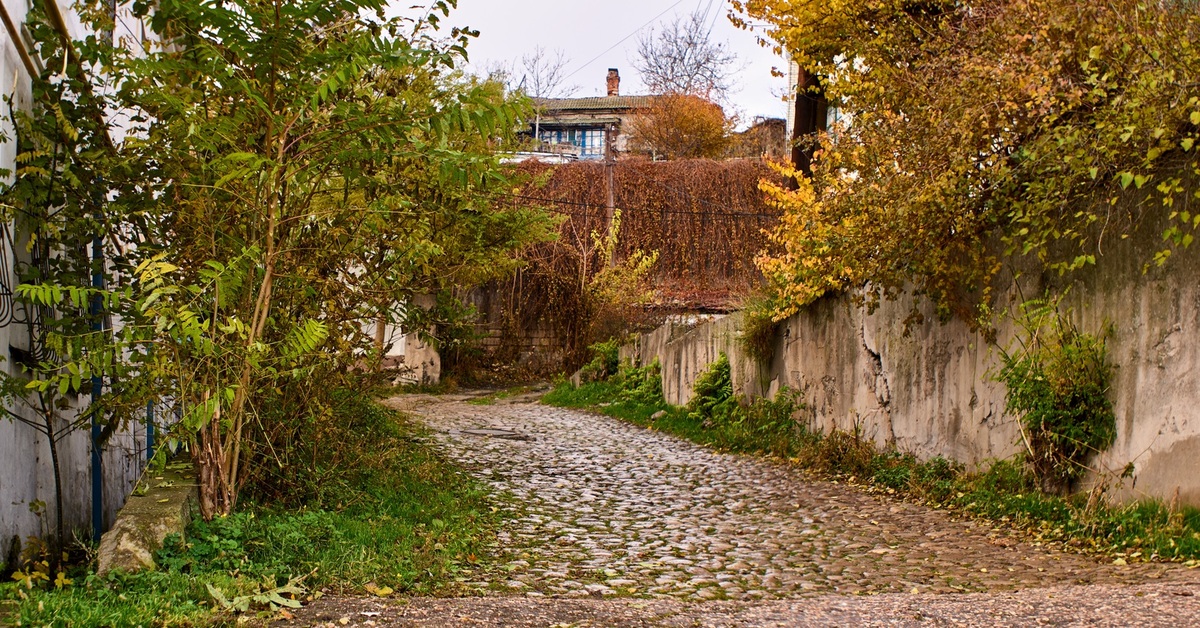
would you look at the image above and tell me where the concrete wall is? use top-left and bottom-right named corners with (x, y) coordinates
top-left (1, 1), bottom-right (153, 570)
top-left (622, 216), bottom-right (1200, 506)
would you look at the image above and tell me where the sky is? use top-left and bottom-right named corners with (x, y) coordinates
top-left (391, 0), bottom-right (790, 128)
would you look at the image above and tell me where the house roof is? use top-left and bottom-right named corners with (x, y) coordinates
top-left (535, 95), bottom-right (655, 112)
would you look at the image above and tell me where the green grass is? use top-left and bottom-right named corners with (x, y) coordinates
top-left (544, 364), bottom-right (1200, 565)
top-left (1, 392), bottom-right (500, 626)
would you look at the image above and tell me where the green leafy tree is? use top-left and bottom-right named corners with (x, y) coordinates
top-left (0, 1), bottom-right (154, 565)
top-left (109, 0), bottom-right (551, 517)
top-left (2, 0), bottom-right (552, 523)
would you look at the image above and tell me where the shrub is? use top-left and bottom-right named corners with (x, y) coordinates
top-left (738, 294), bottom-right (780, 364)
top-left (999, 299), bottom-right (1116, 492)
top-left (687, 353), bottom-right (739, 424)
top-left (580, 338), bottom-right (621, 382)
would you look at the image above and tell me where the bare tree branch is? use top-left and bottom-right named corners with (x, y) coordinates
top-left (634, 11), bottom-right (738, 101)
top-left (516, 47), bottom-right (579, 101)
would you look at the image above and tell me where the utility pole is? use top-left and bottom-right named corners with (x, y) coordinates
top-left (604, 123), bottom-right (617, 268)
top-left (789, 65), bottom-right (828, 188)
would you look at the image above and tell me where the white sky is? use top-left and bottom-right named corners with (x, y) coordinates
top-left (392, 0), bottom-right (790, 128)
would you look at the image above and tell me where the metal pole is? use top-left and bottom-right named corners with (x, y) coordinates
top-left (90, 235), bottom-right (104, 541)
top-left (146, 401), bottom-right (156, 464)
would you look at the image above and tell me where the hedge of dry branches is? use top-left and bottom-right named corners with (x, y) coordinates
top-left (469, 158), bottom-right (783, 373)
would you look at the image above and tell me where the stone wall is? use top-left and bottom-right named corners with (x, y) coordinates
top-left (622, 217), bottom-right (1200, 506)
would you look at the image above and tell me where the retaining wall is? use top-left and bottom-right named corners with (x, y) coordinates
top-left (622, 217), bottom-right (1200, 506)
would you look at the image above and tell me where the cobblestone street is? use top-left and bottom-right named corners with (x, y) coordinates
top-left (290, 393), bottom-right (1200, 626)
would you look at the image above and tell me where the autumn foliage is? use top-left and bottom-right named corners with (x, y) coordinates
top-left (735, 0), bottom-right (1200, 321)
top-left (629, 94), bottom-right (734, 160)
top-left (479, 159), bottom-right (783, 369)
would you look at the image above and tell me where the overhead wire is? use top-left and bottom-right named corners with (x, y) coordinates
top-left (492, 190), bottom-right (781, 219)
top-left (561, 0), bottom-right (688, 82)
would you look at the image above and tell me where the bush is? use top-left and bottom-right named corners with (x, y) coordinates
top-left (687, 353), bottom-right (739, 423)
top-left (999, 300), bottom-right (1116, 492)
top-left (580, 338), bottom-right (621, 382)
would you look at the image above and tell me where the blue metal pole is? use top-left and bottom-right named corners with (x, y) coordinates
top-left (90, 235), bottom-right (104, 542)
top-left (146, 401), bottom-right (156, 464)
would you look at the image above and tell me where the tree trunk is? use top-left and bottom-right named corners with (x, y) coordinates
top-left (194, 393), bottom-right (235, 519)
top-left (45, 411), bottom-right (64, 571)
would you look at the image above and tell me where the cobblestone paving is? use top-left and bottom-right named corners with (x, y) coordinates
top-left (385, 394), bottom-right (1195, 602)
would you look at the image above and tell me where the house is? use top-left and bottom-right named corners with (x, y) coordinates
top-left (532, 69), bottom-right (653, 160)
top-left (730, 116), bottom-right (789, 160)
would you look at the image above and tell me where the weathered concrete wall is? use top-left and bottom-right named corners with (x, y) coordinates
top-left (97, 463), bottom-right (197, 576)
top-left (623, 216), bottom-right (1200, 506)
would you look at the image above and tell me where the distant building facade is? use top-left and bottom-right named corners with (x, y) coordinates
top-left (532, 69), bottom-right (652, 160)
top-left (730, 117), bottom-right (789, 160)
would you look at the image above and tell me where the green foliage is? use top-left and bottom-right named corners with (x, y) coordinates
top-left (580, 338), bottom-right (622, 382)
top-left (687, 353), bottom-right (739, 423)
top-left (738, 294), bottom-right (779, 364)
top-left (0, 0), bottom-right (555, 520)
top-left (999, 299), bottom-right (1116, 492)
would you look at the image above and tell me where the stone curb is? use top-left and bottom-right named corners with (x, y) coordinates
top-left (96, 461), bottom-right (197, 576)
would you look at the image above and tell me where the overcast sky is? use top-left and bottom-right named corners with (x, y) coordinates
top-left (392, 0), bottom-right (790, 127)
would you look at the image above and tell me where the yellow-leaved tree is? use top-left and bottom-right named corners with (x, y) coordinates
top-left (734, 0), bottom-right (1200, 322)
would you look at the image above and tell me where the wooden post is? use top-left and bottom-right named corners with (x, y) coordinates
top-left (604, 123), bottom-right (616, 268)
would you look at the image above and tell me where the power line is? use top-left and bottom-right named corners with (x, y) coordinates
top-left (496, 191), bottom-right (781, 219)
top-left (561, 0), bottom-right (687, 82)
top-left (705, 0), bottom-right (726, 38)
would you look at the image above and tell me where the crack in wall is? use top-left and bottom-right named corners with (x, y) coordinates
top-left (859, 315), bottom-right (895, 444)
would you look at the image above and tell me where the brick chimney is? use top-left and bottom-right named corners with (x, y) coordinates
top-left (606, 68), bottom-right (620, 97)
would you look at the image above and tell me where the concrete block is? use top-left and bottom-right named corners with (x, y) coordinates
top-left (97, 463), bottom-right (197, 576)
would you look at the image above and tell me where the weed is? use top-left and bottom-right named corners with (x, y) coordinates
top-left (580, 338), bottom-right (622, 383)
top-left (738, 293), bottom-right (779, 364)
top-left (999, 297), bottom-right (1116, 492)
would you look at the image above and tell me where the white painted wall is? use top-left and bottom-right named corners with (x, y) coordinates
top-left (1, 0), bottom-right (153, 566)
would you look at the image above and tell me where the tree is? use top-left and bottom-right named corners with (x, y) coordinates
top-left (629, 94), bottom-right (733, 159)
top-left (2, 0), bottom-right (552, 522)
top-left (735, 0), bottom-right (1200, 322)
top-left (634, 10), bottom-right (738, 101)
top-left (0, 0), bottom-right (154, 567)
top-left (513, 47), bottom-right (579, 141)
